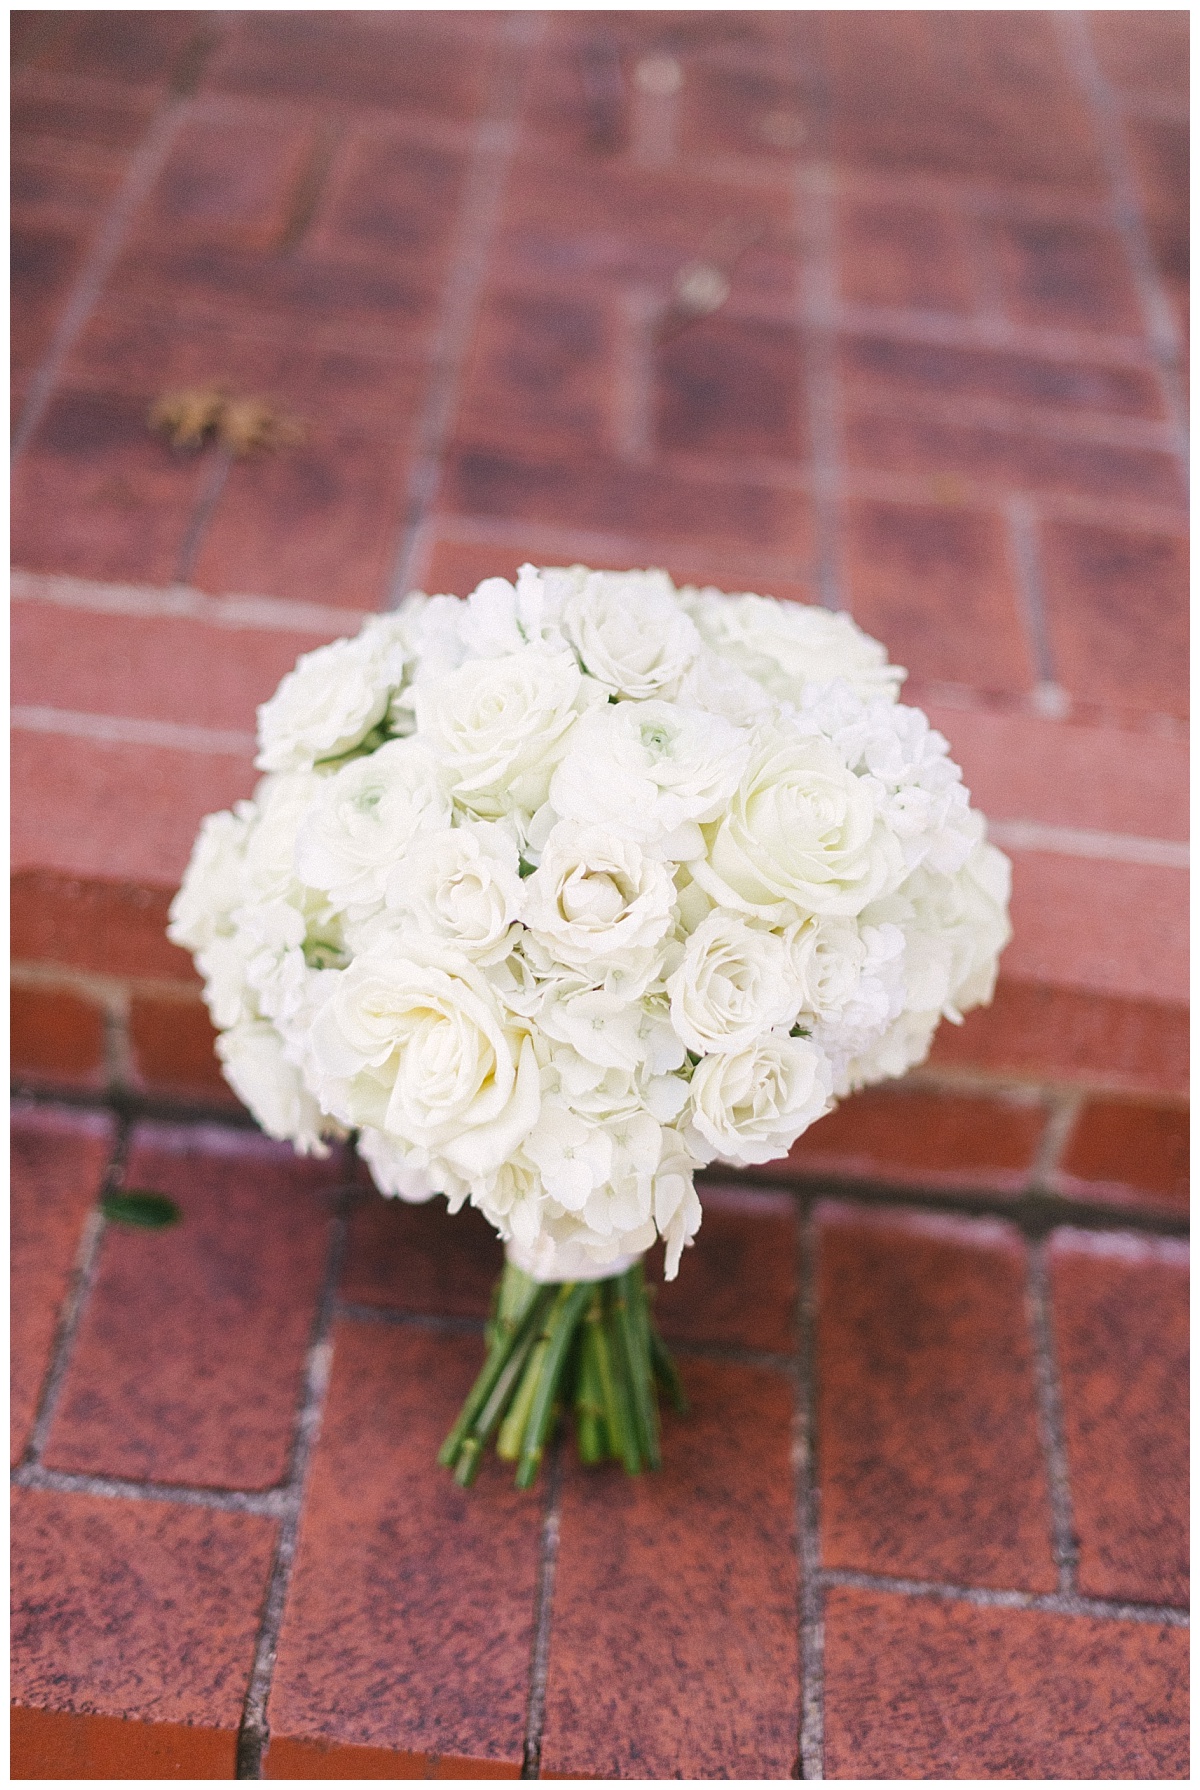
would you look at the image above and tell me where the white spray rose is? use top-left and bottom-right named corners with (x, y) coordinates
top-left (560, 567), bottom-right (701, 699)
top-left (256, 617), bottom-right (409, 773)
top-left (694, 727), bottom-right (904, 921)
top-left (384, 820), bottom-right (524, 964)
top-left (668, 911), bottom-right (802, 1055)
top-left (523, 821), bottom-right (677, 988)
top-left (309, 945), bottom-right (540, 1183)
top-left (687, 1034), bottom-right (832, 1166)
top-left (413, 648), bottom-right (601, 820)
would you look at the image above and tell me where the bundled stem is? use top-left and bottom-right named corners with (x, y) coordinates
top-left (439, 1260), bottom-right (686, 1489)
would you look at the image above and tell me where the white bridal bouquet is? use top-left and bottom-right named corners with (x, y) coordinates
top-left (170, 566), bottom-right (1010, 1485)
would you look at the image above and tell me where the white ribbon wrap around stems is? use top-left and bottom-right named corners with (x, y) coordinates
top-left (505, 1236), bottom-right (641, 1285)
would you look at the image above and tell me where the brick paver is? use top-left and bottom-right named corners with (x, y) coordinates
top-left (10, 9), bottom-right (1188, 1779)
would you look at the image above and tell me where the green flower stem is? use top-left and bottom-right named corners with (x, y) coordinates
top-left (497, 1330), bottom-right (550, 1461)
top-left (601, 1286), bottom-right (642, 1476)
top-left (614, 1268), bottom-right (660, 1472)
top-left (437, 1281), bottom-right (553, 1469)
top-left (574, 1310), bottom-right (610, 1464)
top-left (649, 1322), bottom-right (689, 1414)
top-left (440, 1262), bottom-right (688, 1487)
top-left (588, 1291), bottom-right (634, 1471)
top-left (515, 1283), bottom-right (593, 1490)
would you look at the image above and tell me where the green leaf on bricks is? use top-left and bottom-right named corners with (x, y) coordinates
top-left (101, 1190), bottom-right (182, 1229)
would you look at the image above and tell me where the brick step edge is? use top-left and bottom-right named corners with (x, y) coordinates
top-left (10, 1705), bottom-right (521, 1780)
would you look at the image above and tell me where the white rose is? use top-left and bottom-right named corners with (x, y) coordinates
top-left (309, 945), bottom-right (540, 1183)
top-left (383, 820), bottom-right (524, 965)
top-left (216, 1020), bottom-right (334, 1155)
top-left (255, 617), bottom-right (409, 773)
top-left (549, 698), bottom-right (750, 858)
top-left (667, 911), bottom-right (802, 1054)
top-left (356, 1127), bottom-right (440, 1203)
top-left (413, 648), bottom-right (601, 820)
top-left (686, 1034), bottom-right (832, 1166)
top-left (681, 588), bottom-right (905, 705)
top-left (523, 821), bottom-right (676, 988)
top-left (693, 728), bottom-right (904, 921)
top-left (786, 916), bottom-right (868, 1016)
top-left (560, 568), bottom-right (700, 699)
top-left (295, 738), bottom-right (450, 910)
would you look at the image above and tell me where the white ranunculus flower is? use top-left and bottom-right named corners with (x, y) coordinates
top-left (549, 698), bottom-right (750, 858)
top-left (241, 771), bottom-right (326, 905)
top-left (309, 945), bottom-right (540, 1183)
top-left (673, 645), bottom-right (774, 727)
top-left (216, 1019), bottom-right (334, 1155)
top-left (295, 738), bottom-right (451, 911)
top-left (693, 727), bottom-right (905, 922)
top-left (681, 587), bottom-right (905, 706)
top-left (256, 616), bottom-right (409, 773)
top-left (523, 821), bottom-right (677, 987)
top-left (383, 820), bottom-right (524, 964)
top-left (667, 910), bottom-right (802, 1055)
top-left (413, 647), bottom-right (602, 821)
top-left (687, 1033), bottom-right (832, 1166)
top-left (560, 567), bottom-right (701, 699)
top-left (168, 804), bottom-right (254, 951)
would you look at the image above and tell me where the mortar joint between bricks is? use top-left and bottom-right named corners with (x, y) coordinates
top-left (1026, 1239), bottom-right (1081, 1594)
top-left (23, 1113), bottom-right (132, 1466)
top-left (521, 1436), bottom-right (565, 1779)
top-left (235, 1191), bottom-right (350, 1777)
top-left (795, 1198), bottom-right (825, 1780)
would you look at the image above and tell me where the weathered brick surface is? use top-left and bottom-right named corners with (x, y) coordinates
top-left (267, 1319), bottom-right (541, 1770)
top-left (11, 1103), bottom-right (115, 1463)
top-left (823, 1588), bottom-right (1188, 1779)
top-left (816, 1204), bottom-right (1057, 1591)
top-left (11, 1487), bottom-right (276, 1754)
top-left (43, 1123), bottom-right (340, 1488)
top-left (1049, 1230), bottom-right (1189, 1607)
top-left (782, 1083), bottom-right (1046, 1195)
top-left (541, 1357), bottom-right (798, 1779)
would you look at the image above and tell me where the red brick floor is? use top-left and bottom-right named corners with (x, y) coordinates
top-left (10, 9), bottom-right (1189, 1779)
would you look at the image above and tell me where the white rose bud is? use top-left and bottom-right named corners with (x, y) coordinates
top-left (560, 568), bottom-right (700, 699)
top-left (384, 820), bottom-right (524, 965)
top-left (256, 618), bottom-right (409, 773)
